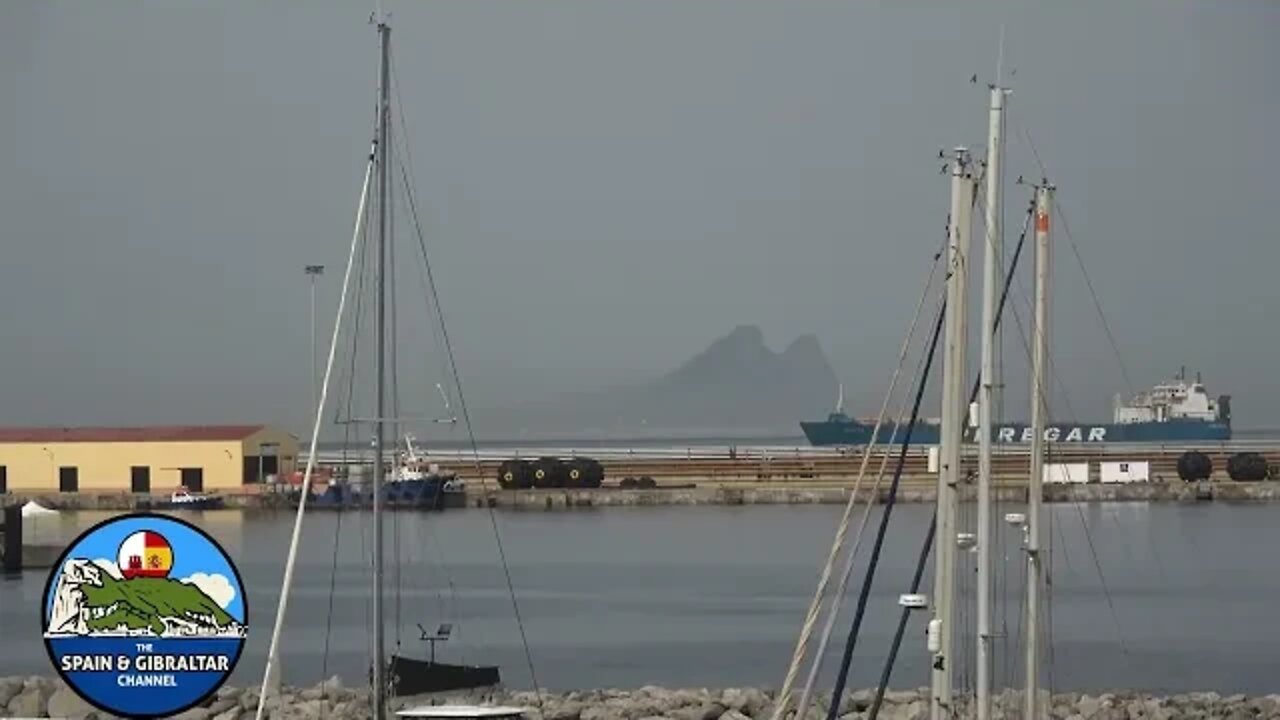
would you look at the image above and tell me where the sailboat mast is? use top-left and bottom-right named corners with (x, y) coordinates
top-left (975, 81), bottom-right (1007, 720)
top-left (373, 17), bottom-right (391, 719)
top-left (1025, 182), bottom-right (1053, 720)
top-left (930, 147), bottom-right (974, 720)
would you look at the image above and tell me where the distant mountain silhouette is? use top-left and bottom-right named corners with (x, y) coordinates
top-left (488, 325), bottom-right (839, 437)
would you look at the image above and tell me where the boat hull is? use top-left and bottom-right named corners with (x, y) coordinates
top-left (300, 477), bottom-right (464, 511)
top-left (138, 497), bottom-right (226, 510)
top-left (800, 418), bottom-right (1231, 447)
top-left (388, 655), bottom-right (500, 696)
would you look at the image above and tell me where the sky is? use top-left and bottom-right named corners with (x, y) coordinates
top-left (1, 0), bottom-right (1277, 437)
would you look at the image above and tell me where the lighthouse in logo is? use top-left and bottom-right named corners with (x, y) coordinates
top-left (118, 531), bottom-right (173, 579)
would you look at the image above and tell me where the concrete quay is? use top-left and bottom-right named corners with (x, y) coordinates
top-left (469, 479), bottom-right (1280, 509)
top-left (351, 443), bottom-right (1280, 487)
top-left (3, 478), bottom-right (1280, 512)
top-left (0, 488), bottom-right (297, 512)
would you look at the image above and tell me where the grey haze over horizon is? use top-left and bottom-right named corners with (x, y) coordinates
top-left (2, 1), bottom-right (1277, 441)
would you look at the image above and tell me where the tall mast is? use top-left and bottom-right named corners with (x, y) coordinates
top-left (1025, 182), bottom-right (1053, 720)
top-left (930, 147), bottom-right (974, 720)
top-left (373, 16), bottom-right (391, 720)
top-left (975, 81), bottom-right (1008, 720)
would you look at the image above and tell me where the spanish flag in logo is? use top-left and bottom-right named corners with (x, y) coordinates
top-left (117, 530), bottom-right (174, 579)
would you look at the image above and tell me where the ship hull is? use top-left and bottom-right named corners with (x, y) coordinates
top-left (138, 496), bottom-right (226, 511)
top-left (297, 477), bottom-right (465, 510)
top-left (388, 655), bottom-right (500, 696)
top-left (800, 418), bottom-right (1231, 447)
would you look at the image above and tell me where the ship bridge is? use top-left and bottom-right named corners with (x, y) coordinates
top-left (1113, 368), bottom-right (1221, 424)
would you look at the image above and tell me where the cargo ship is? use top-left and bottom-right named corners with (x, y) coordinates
top-left (800, 368), bottom-right (1231, 446)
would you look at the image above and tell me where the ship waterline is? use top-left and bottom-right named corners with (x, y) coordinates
top-left (800, 418), bottom-right (1232, 446)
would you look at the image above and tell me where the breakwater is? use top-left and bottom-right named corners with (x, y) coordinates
top-left (5, 479), bottom-right (1280, 512)
top-left (3, 677), bottom-right (1278, 719)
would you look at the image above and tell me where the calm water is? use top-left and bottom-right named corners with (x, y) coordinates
top-left (2, 503), bottom-right (1275, 694)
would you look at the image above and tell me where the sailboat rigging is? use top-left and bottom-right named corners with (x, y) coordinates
top-left (257, 11), bottom-right (535, 719)
top-left (774, 59), bottom-right (1063, 719)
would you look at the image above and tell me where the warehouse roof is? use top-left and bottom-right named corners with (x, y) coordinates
top-left (0, 425), bottom-right (268, 443)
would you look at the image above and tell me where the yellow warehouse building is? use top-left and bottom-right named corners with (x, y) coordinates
top-left (0, 425), bottom-right (299, 494)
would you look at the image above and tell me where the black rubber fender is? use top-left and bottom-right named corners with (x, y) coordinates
top-left (1227, 452), bottom-right (1268, 481)
top-left (497, 459), bottom-right (533, 489)
top-left (564, 456), bottom-right (605, 489)
top-left (532, 456), bottom-right (567, 488)
top-left (1176, 450), bottom-right (1213, 482)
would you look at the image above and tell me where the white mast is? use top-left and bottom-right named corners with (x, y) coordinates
top-left (975, 80), bottom-right (1008, 720)
top-left (930, 147), bottom-right (974, 720)
top-left (254, 146), bottom-right (377, 720)
top-left (1025, 183), bottom-right (1054, 719)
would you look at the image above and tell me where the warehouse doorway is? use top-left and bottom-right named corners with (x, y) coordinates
top-left (180, 467), bottom-right (204, 492)
top-left (131, 466), bottom-right (151, 494)
top-left (243, 445), bottom-right (281, 484)
top-left (59, 467), bottom-right (78, 493)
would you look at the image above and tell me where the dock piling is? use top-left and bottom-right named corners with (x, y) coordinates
top-left (2, 504), bottom-right (22, 573)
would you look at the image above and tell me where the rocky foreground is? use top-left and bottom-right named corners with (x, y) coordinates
top-left (3, 677), bottom-right (1280, 720)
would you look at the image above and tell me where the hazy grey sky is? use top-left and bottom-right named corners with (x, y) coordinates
top-left (2, 1), bottom-right (1277, 435)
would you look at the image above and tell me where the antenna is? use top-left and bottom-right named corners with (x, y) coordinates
top-left (995, 23), bottom-right (1006, 87)
top-left (370, 0), bottom-right (391, 29)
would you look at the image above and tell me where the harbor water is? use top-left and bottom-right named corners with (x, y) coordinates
top-left (2, 503), bottom-right (1275, 694)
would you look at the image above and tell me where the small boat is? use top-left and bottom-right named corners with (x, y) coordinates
top-left (389, 623), bottom-right (501, 697)
top-left (399, 434), bottom-right (469, 501)
top-left (141, 487), bottom-right (225, 510)
top-left (305, 476), bottom-right (454, 510)
top-left (301, 435), bottom-right (468, 511)
top-left (20, 500), bottom-right (60, 517)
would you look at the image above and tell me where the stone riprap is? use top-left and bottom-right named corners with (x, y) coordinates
top-left (3, 677), bottom-right (1280, 720)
